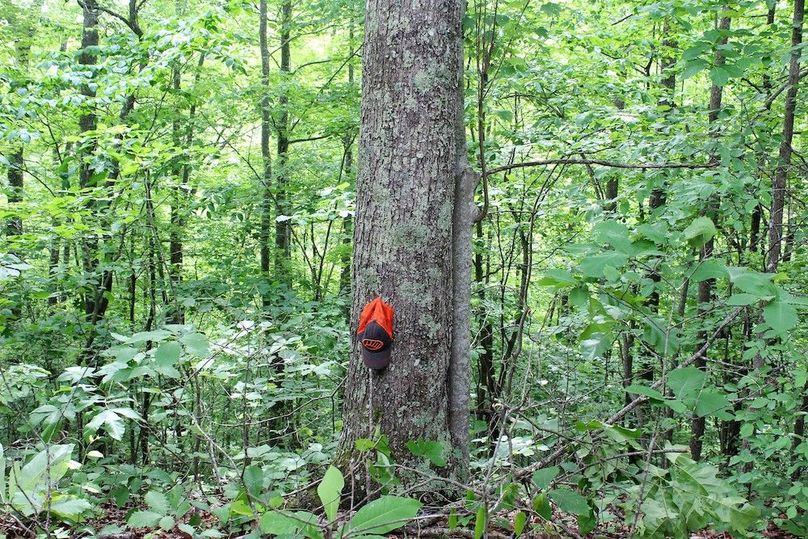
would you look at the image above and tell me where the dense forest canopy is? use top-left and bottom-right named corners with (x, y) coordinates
top-left (0, 0), bottom-right (806, 537)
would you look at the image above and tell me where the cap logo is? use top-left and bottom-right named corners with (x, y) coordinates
top-left (362, 339), bottom-right (385, 351)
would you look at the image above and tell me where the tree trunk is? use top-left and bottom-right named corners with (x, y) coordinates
top-left (259, 0), bottom-right (273, 292)
top-left (338, 20), bottom-right (357, 319)
top-left (766, 0), bottom-right (803, 273)
top-left (339, 0), bottom-right (472, 482)
top-left (274, 0), bottom-right (292, 277)
top-left (691, 13), bottom-right (730, 463)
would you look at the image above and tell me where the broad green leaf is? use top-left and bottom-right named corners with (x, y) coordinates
top-left (405, 440), bottom-right (447, 467)
top-left (727, 267), bottom-right (776, 296)
top-left (579, 252), bottom-right (628, 278)
top-left (726, 293), bottom-right (761, 306)
top-left (128, 510), bottom-right (162, 528)
top-left (664, 399), bottom-right (689, 414)
top-left (594, 220), bottom-right (633, 253)
top-left (49, 496), bottom-right (93, 521)
top-left (548, 488), bottom-right (589, 516)
top-left (86, 410), bottom-right (125, 441)
top-left (159, 516), bottom-right (176, 530)
top-left (155, 341), bottom-right (181, 367)
top-left (127, 330), bottom-right (171, 344)
top-left (625, 384), bottom-right (665, 401)
top-left (667, 367), bottom-right (705, 400)
top-left (691, 260), bottom-right (727, 282)
top-left (144, 490), bottom-right (170, 515)
top-left (533, 493), bottom-right (551, 520)
top-left (317, 465), bottom-right (344, 524)
top-left (569, 285), bottom-right (589, 307)
top-left (709, 66), bottom-right (730, 86)
top-left (682, 59), bottom-right (709, 79)
top-left (531, 466), bottom-right (560, 490)
top-left (538, 268), bottom-right (576, 287)
top-left (683, 217), bottom-right (716, 247)
top-left (243, 464), bottom-right (263, 498)
top-left (181, 333), bottom-right (209, 356)
top-left (18, 444), bottom-right (73, 493)
top-left (695, 390), bottom-right (731, 418)
top-left (344, 495), bottom-right (421, 536)
top-left (763, 300), bottom-right (798, 333)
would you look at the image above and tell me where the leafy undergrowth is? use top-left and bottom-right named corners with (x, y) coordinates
top-left (1, 506), bottom-right (801, 539)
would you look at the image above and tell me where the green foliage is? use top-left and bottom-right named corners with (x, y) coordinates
top-left (1, 0), bottom-right (806, 535)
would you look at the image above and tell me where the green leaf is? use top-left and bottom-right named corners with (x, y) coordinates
top-left (664, 399), bottom-right (689, 414)
top-left (682, 59), bottom-right (709, 79)
top-left (345, 496), bottom-right (421, 536)
top-left (155, 341), bottom-right (181, 367)
top-left (727, 267), bottom-right (776, 296)
top-left (691, 260), bottom-right (727, 282)
top-left (548, 488), bottom-right (589, 516)
top-left (726, 293), bottom-right (760, 306)
top-left (181, 333), bottom-right (209, 356)
top-left (49, 496), bottom-right (93, 521)
top-left (763, 300), bottom-right (798, 333)
top-left (594, 220), bottom-right (633, 253)
top-left (667, 367), bottom-right (705, 399)
top-left (579, 252), bottom-right (628, 278)
top-left (317, 465), bottom-right (344, 524)
top-left (474, 506), bottom-right (486, 539)
top-left (159, 516), bottom-right (176, 531)
top-left (127, 330), bottom-right (171, 344)
top-left (538, 268), bottom-right (576, 288)
top-left (532, 493), bottom-right (551, 520)
top-left (709, 66), bottom-right (731, 86)
top-left (18, 444), bottom-right (73, 493)
top-left (86, 410), bottom-right (125, 441)
top-left (569, 285), bottom-right (589, 307)
top-left (405, 440), bottom-right (447, 467)
top-left (128, 511), bottom-right (162, 528)
top-left (243, 465), bottom-right (263, 498)
top-left (144, 490), bottom-right (170, 515)
top-left (695, 390), bottom-right (731, 418)
top-left (625, 384), bottom-right (665, 401)
top-left (513, 510), bottom-right (526, 536)
top-left (531, 466), bottom-right (560, 490)
top-left (683, 217), bottom-right (717, 247)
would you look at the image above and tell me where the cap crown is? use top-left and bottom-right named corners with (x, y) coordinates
top-left (357, 297), bottom-right (394, 338)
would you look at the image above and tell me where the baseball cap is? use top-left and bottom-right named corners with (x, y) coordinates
top-left (357, 297), bottom-right (394, 369)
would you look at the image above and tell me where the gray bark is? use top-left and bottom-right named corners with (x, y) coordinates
top-left (691, 13), bottom-right (730, 463)
top-left (259, 0), bottom-right (272, 282)
top-left (767, 0), bottom-right (803, 273)
top-left (339, 0), bottom-right (471, 481)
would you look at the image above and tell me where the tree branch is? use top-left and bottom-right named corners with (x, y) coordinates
top-left (485, 158), bottom-right (719, 177)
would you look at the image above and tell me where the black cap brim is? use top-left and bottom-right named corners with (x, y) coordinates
top-left (361, 347), bottom-right (391, 370)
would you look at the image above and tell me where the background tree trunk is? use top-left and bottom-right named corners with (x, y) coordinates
top-left (691, 13), bottom-right (730, 463)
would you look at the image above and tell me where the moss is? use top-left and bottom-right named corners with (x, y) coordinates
top-left (390, 222), bottom-right (430, 247)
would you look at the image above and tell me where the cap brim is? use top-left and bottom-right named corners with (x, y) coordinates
top-left (362, 347), bottom-right (391, 369)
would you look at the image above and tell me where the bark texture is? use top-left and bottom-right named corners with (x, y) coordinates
top-left (340, 0), bottom-right (471, 479)
top-left (767, 0), bottom-right (803, 273)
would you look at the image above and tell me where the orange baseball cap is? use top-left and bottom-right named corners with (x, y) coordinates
top-left (357, 297), bottom-right (394, 369)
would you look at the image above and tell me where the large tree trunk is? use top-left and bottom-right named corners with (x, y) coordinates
top-left (339, 0), bottom-right (471, 482)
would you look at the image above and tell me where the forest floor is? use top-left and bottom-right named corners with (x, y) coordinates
top-left (0, 504), bottom-right (801, 539)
